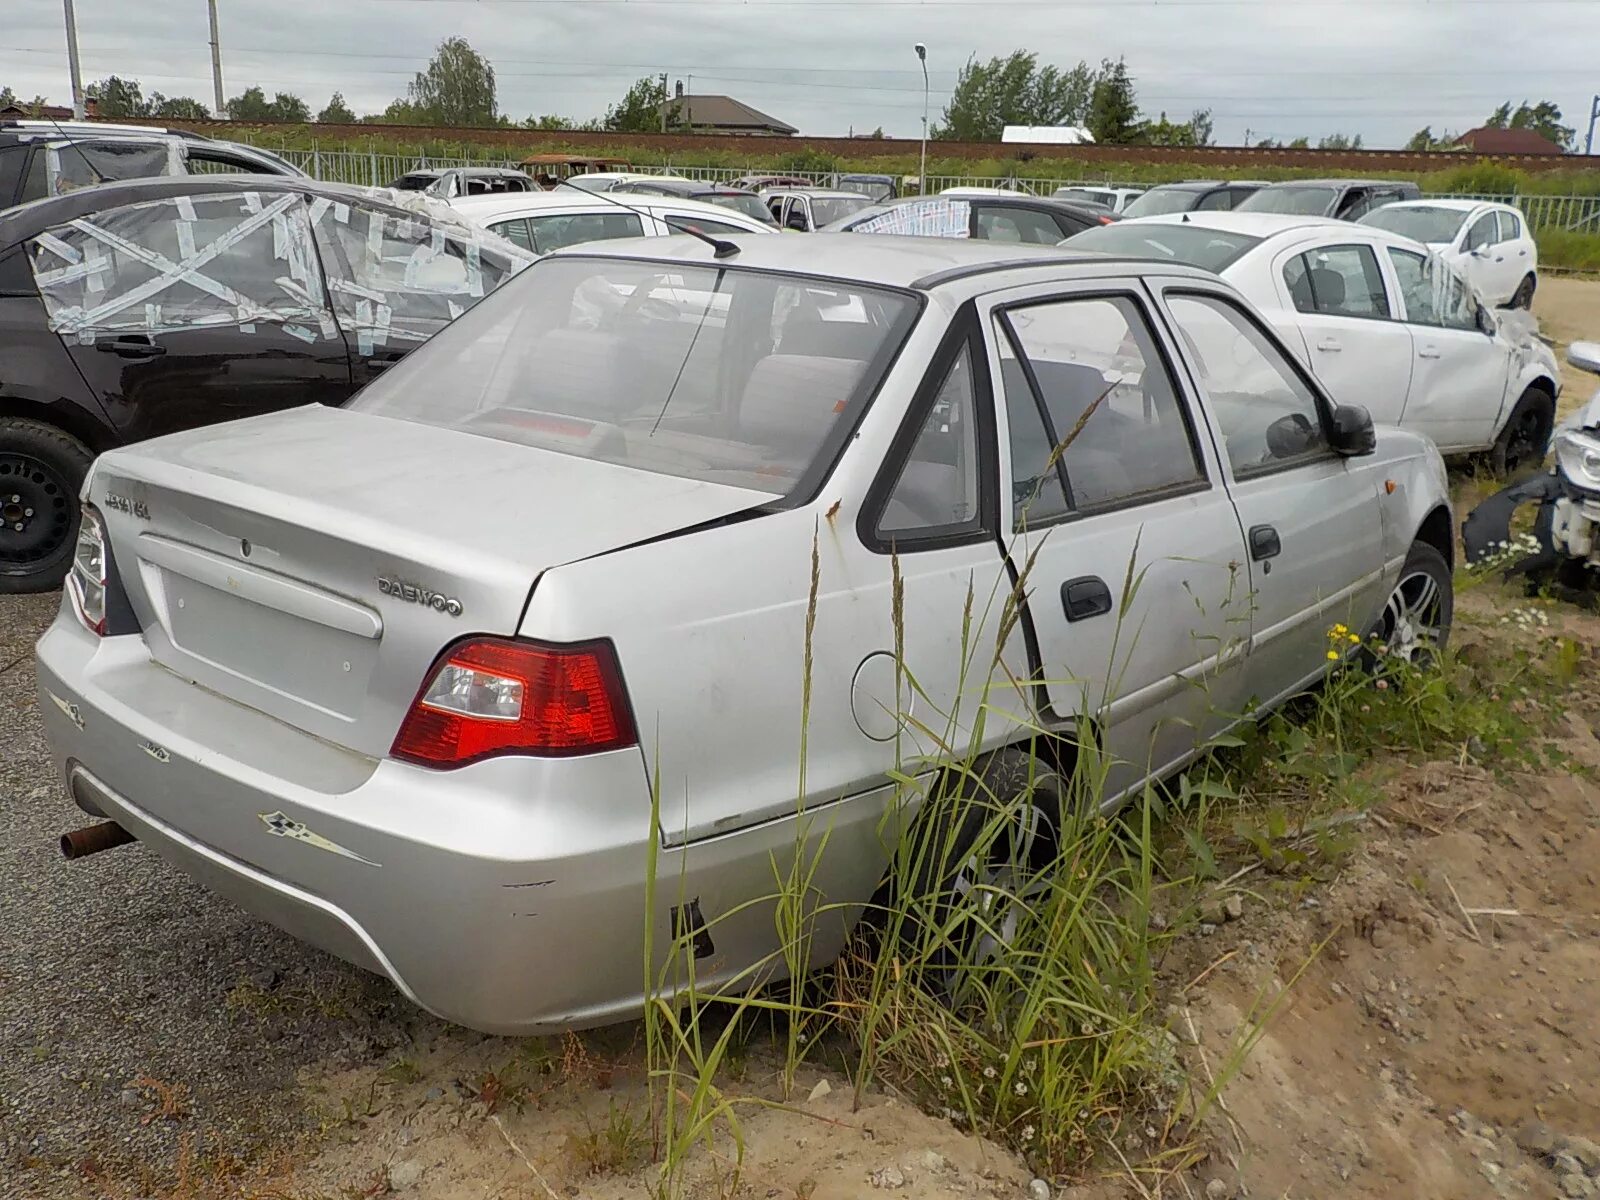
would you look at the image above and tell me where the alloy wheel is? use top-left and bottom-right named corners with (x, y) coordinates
top-left (1379, 568), bottom-right (1445, 662)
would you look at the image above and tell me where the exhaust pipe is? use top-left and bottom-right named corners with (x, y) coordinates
top-left (60, 821), bottom-right (136, 860)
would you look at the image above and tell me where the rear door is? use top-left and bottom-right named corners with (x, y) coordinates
top-left (1386, 246), bottom-right (1511, 452)
top-left (1275, 239), bottom-right (1414, 423)
top-left (1156, 283), bottom-right (1385, 709)
top-left (27, 187), bottom-right (352, 444)
top-left (984, 280), bottom-right (1252, 801)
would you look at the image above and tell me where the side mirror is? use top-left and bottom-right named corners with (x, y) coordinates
top-left (1569, 341), bottom-right (1600, 376)
top-left (1329, 404), bottom-right (1376, 457)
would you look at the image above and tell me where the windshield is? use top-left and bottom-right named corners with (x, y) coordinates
top-left (837, 177), bottom-right (895, 202)
top-left (708, 193), bottom-right (779, 225)
top-left (1121, 188), bottom-right (1203, 218)
top-left (1237, 186), bottom-right (1340, 215)
top-left (349, 257), bottom-right (919, 495)
top-left (1359, 205), bottom-right (1470, 244)
top-left (48, 140), bottom-right (181, 194)
top-left (1063, 222), bottom-right (1262, 272)
top-left (810, 196), bottom-right (871, 225)
top-left (389, 174), bottom-right (438, 191)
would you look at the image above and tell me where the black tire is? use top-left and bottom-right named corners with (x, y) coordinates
top-left (1489, 387), bottom-right (1554, 478)
top-left (1366, 540), bottom-right (1454, 664)
top-left (1509, 274), bottom-right (1537, 311)
top-left (0, 418), bottom-right (93, 594)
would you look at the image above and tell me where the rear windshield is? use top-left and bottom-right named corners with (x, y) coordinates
top-left (1063, 222), bottom-right (1262, 271)
top-left (708, 192), bottom-right (779, 225)
top-left (349, 257), bottom-right (919, 495)
top-left (1359, 205), bottom-right (1470, 243)
top-left (1236, 186), bottom-right (1339, 215)
top-left (1121, 188), bottom-right (1203, 218)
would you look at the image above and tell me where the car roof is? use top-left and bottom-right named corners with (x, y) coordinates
top-left (450, 191), bottom-right (770, 224)
top-left (1146, 180), bottom-right (1226, 193)
top-left (1130, 211), bottom-right (1353, 237)
top-left (1254, 178), bottom-right (1407, 189)
top-left (0, 174), bottom-right (396, 248)
top-left (1369, 198), bottom-right (1493, 213)
top-left (766, 189), bottom-right (864, 200)
top-left (551, 229), bottom-right (1201, 291)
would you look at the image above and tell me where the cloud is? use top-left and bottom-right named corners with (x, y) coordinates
top-left (6, 0), bottom-right (1591, 147)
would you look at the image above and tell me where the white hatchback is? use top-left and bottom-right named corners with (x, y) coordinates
top-left (1360, 199), bottom-right (1538, 309)
top-left (450, 191), bottom-right (776, 255)
top-left (1066, 212), bottom-right (1560, 472)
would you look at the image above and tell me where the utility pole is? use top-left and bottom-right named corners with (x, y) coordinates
top-left (1586, 94), bottom-right (1600, 157)
top-left (914, 43), bottom-right (929, 194)
top-left (207, 0), bottom-right (226, 118)
top-left (62, 0), bottom-right (85, 119)
top-left (659, 72), bottom-right (668, 133)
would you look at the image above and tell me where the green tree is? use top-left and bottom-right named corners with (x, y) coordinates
top-left (1317, 131), bottom-right (1363, 150)
top-left (1405, 125), bottom-right (1460, 152)
top-left (1141, 108), bottom-right (1212, 147)
top-left (317, 92), bottom-right (357, 123)
top-left (0, 86), bottom-right (16, 110)
top-left (407, 36), bottom-right (497, 126)
top-left (605, 75), bottom-right (680, 133)
top-left (270, 91), bottom-right (310, 122)
top-left (1484, 99), bottom-right (1573, 148)
top-left (935, 51), bottom-right (1095, 141)
top-left (150, 94), bottom-right (209, 119)
top-left (524, 113), bottom-right (572, 130)
top-left (1086, 57), bottom-right (1141, 145)
top-left (226, 86), bottom-right (274, 120)
top-left (88, 76), bottom-right (151, 118)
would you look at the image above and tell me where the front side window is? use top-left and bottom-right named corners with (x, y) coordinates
top-left (1281, 244), bottom-right (1391, 318)
top-left (975, 206), bottom-right (1070, 245)
top-left (312, 198), bottom-right (531, 350)
top-left (1166, 293), bottom-right (1328, 478)
top-left (526, 211), bottom-right (644, 252)
top-left (1337, 189), bottom-right (1374, 220)
top-left (28, 190), bottom-right (332, 340)
top-left (879, 342), bottom-right (982, 535)
top-left (996, 329), bottom-right (1072, 528)
top-left (1196, 188), bottom-right (1234, 211)
top-left (349, 258), bottom-right (919, 497)
top-left (707, 193), bottom-right (778, 225)
top-left (1388, 248), bottom-right (1476, 330)
top-left (1001, 294), bottom-right (1203, 512)
top-left (490, 218), bottom-right (534, 251)
top-left (1465, 214), bottom-right (1497, 251)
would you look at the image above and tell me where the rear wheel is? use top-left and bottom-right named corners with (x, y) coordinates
top-left (1509, 274), bottom-right (1537, 311)
top-left (1368, 541), bottom-right (1454, 664)
top-left (0, 418), bottom-right (92, 594)
top-left (1489, 387), bottom-right (1554, 477)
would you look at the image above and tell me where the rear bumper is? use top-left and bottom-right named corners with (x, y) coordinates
top-left (35, 610), bottom-right (896, 1034)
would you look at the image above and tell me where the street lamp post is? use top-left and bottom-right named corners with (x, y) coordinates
top-left (914, 43), bottom-right (928, 195)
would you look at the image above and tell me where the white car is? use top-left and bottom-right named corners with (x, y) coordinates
top-left (562, 172), bottom-right (677, 194)
top-left (1066, 212), bottom-right (1561, 472)
top-left (760, 188), bottom-right (876, 231)
top-left (449, 191), bottom-right (775, 254)
top-left (1359, 199), bottom-right (1538, 309)
top-left (941, 186), bottom-right (1034, 198)
top-left (1052, 185), bottom-right (1145, 213)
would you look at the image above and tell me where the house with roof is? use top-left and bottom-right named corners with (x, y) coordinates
top-left (658, 91), bottom-right (797, 137)
top-left (1455, 126), bottom-right (1566, 156)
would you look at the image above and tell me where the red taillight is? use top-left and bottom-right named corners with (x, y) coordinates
top-left (391, 637), bottom-right (636, 768)
top-left (66, 506), bottom-right (107, 637)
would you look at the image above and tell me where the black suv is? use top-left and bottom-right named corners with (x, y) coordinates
top-left (1235, 179), bottom-right (1422, 221)
top-left (0, 120), bottom-right (304, 212)
top-left (0, 174), bottom-right (530, 590)
top-left (1120, 180), bottom-right (1265, 218)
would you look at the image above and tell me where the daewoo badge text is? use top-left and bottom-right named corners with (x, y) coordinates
top-left (377, 577), bottom-right (463, 617)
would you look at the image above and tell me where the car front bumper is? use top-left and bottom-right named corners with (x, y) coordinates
top-left (35, 610), bottom-right (895, 1034)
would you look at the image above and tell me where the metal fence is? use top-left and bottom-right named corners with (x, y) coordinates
top-left (251, 140), bottom-right (1600, 235)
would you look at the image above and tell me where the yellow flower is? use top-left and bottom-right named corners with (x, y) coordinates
top-left (1348, 634), bottom-right (1360, 644)
top-left (1326, 650), bottom-right (1340, 661)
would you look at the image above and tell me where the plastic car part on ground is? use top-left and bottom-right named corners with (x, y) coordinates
top-left (28, 188), bottom-right (534, 354)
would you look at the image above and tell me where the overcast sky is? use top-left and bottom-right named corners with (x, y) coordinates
top-left (7, 0), bottom-right (1599, 149)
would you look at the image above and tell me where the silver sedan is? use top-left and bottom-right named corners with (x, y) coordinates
top-left (36, 234), bottom-right (1454, 1033)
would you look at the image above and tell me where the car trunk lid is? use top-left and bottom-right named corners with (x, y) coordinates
top-left (95, 405), bottom-right (778, 758)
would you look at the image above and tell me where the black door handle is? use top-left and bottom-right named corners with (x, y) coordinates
top-left (1061, 575), bottom-right (1113, 622)
top-left (95, 336), bottom-right (166, 359)
top-left (1249, 524), bottom-right (1282, 561)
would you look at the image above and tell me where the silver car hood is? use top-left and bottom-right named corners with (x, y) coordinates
top-left (92, 404), bottom-right (778, 758)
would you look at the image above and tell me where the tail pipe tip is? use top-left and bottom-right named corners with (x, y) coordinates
top-left (60, 821), bottom-right (137, 861)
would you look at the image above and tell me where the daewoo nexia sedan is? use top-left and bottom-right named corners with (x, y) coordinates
top-left (37, 235), bottom-right (1454, 1034)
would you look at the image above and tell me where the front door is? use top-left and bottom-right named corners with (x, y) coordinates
top-left (1276, 241), bottom-right (1414, 423)
top-left (1386, 246), bottom-right (1511, 452)
top-left (28, 188), bottom-right (352, 444)
top-left (984, 281), bottom-right (1253, 801)
top-left (1157, 285), bottom-right (1385, 709)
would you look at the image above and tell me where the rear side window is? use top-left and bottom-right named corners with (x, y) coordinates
top-left (1165, 293), bottom-right (1328, 478)
top-left (1497, 210), bottom-right (1523, 242)
top-left (45, 140), bottom-right (182, 195)
top-left (1282, 245), bottom-right (1391, 318)
top-left (1196, 189), bottom-right (1233, 211)
top-left (1000, 294), bottom-right (1203, 513)
top-left (660, 215), bottom-right (749, 237)
top-left (526, 211), bottom-right (643, 252)
top-left (0, 147), bottom-right (26, 208)
top-left (490, 218), bottom-right (534, 251)
top-left (975, 206), bottom-right (1068, 244)
top-left (27, 190), bottom-right (333, 342)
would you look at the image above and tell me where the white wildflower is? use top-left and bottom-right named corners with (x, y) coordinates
top-left (1021, 1124), bottom-right (1036, 1142)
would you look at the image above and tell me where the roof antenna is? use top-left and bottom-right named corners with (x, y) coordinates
top-left (554, 177), bottom-right (740, 259)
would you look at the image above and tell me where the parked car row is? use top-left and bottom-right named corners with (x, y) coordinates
top-left (36, 231), bottom-right (1456, 1035)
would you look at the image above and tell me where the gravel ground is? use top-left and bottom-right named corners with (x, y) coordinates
top-left (0, 593), bottom-right (432, 1199)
